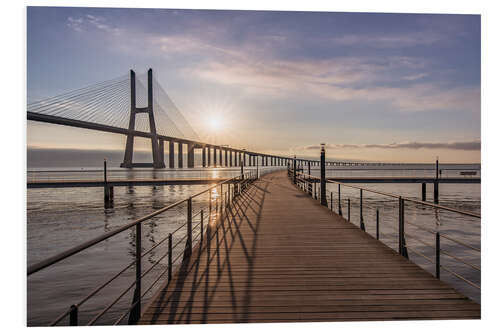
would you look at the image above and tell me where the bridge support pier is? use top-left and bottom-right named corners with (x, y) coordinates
top-left (169, 141), bottom-right (175, 168)
top-left (422, 183), bottom-right (426, 201)
top-left (159, 140), bottom-right (165, 166)
top-left (208, 147), bottom-right (211, 167)
top-left (202, 147), bottom-right (206, 167)
top-left (178, 142), bottom-right (183, 168)
top-left (187, 143), bottom-right (194, 168)
top-left (219, 148), bottom-right (223, 167)
top-left (225, 149), bottom-right (228, 167)
top-left (229, 150), bottom-right (233, 167)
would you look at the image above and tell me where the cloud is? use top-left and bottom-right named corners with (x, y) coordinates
top-left (189, 58), bottom-right (479, 113)
top-left (302, 140), bottom-right (481, 151)
top-left (330, 32), bottom-right (444, 48)
top-left (62, 13), bottom-right (479, 114)
top-left (66, 15), bottom-right (120, 34)
top-left (403, 73), bottom-right (428, 81)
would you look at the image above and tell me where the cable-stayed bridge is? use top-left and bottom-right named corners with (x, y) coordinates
top-left (27, 69), bottom-right (295, 169)
top-left (28, 68), bottom-right (402, 169)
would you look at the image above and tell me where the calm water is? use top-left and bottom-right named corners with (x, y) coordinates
top-left (27, 164), bottom-right (480, 326)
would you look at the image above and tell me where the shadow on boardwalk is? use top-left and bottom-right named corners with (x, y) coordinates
top-left (144, 175), bottom-right (271, 323)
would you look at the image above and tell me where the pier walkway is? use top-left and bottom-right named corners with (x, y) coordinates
top-left (139, 171), bottom-right (480, 324)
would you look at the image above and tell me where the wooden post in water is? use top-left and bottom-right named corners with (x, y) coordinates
top-left (104, 159), bottom-right (113, 208)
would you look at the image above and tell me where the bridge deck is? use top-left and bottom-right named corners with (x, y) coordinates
top-left (140, 171), bottom-right (479, 324)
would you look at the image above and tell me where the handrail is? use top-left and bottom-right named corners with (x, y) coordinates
top-left (290, 167), bottom-right (481, 297)
top-left (296, 171), bottom-right (481, 218)
top-left (28, 172), bottom-right (249, 276)
top-left (439, 233), bottom-right (480, 252)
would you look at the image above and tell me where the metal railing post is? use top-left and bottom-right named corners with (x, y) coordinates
top-left (200, 210), bottom-right (204, 244)
top-left (338, 184), bottom-right (342, 216)
top-left (330, 192), bottom-right (333, 211)
top-left (168, 233), bottom-right (172, 282)
top-left (360, 189), bottom-right (365, 231)
top-left (293, 156), bottom-right (297, 184)
top-left (436, 232), bottom-right (440, 279)
top-left (398, 197), bottom-right (408, 258)
top-left (184, 197), bottom-right (192, 258)
top-left (348, 199), bottom-right (350, 222)
top-left (128, 221), bottom-right (142, 324)
top-left (376, 209), bottom-right (379, 240)
top-left (69, 304), bottom-right (78, 326)
top-left (220, 184), bottom-right (224, 214)
top-left (209, 190), bottom-right (212, 222)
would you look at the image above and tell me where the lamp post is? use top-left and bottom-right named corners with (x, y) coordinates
top-left (320, 144), bottom-right (327, 206)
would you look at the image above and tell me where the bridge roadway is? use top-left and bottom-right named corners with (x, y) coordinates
top-left (139, 171), bottom-right (480, 324)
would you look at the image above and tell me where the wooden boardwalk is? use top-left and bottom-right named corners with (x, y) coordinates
top-left (140, 171), bottom-right (480, 324)
top-left (27, 178), bottom-right (229, 188)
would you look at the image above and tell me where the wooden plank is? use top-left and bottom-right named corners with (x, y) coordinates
top-left (140, 171), bottom-right (480, 324)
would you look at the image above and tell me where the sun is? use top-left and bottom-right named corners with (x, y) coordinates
top-left (208, 117), bottom-right (224, 131)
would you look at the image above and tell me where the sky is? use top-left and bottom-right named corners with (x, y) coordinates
top-left (27, 7), bottom-right (481, 163)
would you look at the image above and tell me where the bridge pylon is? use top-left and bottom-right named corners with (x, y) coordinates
top-left (121, 69), bottom-right (165, 169)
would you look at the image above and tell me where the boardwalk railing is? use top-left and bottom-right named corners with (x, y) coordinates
top-left (288, 167), bottom-right (481, 296)
top-left (27, 169), bottom-right (260, 326)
